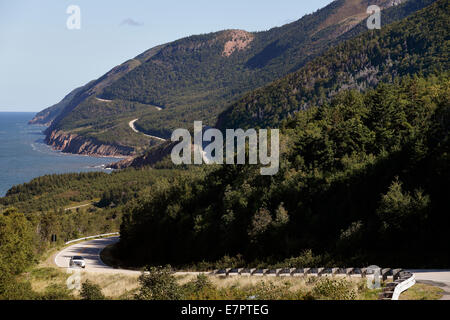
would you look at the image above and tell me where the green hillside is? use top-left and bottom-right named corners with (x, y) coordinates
top-left (119, 73), bottom-right (450, 268)
top-left (111, 1), bottom-right (450, 268)
top-left (217, 0), bottom-right (448, 130)
top-left (31, 0), bottom-right (437, 153)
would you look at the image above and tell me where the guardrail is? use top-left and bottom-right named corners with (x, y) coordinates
top-left (210, 267), bottom-right (415, 300)
top-left (64, 232), bottom-right (119, 245)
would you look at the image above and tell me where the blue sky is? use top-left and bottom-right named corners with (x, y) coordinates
top-left (0, 0), bottom-right (333, 112)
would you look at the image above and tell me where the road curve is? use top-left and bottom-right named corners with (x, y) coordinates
top-left (128, 119), bottom-right (166, 141)
top-left (54, 236), bottom-right (140, 275)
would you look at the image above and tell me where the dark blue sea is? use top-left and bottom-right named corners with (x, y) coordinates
top-left (0, 112), bottom-right (123, 197)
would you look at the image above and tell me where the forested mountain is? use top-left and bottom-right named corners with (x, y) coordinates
top-left (30, 0), bottom-right (436, 156)
top-left (119, 73), bottom-right (450, 268)
top-left (114, 0), bottom-right (444, 169)
top-left (217, 0), bottom-right (448, 130)
top-left (113, 0), bottom-right (449, 268)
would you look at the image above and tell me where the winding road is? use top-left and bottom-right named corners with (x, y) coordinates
top-left (128, 119), bottom-right (166, 141)
top-left (54, 236), bottom-right (139, 275)
top-left (54, 236), bottom-right (203, 276)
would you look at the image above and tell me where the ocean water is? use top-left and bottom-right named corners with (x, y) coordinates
top-left (0, 112), bottom-right (124, 197)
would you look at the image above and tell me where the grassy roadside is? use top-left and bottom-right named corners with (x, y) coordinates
top-left (400, 283), bottom-right (444, 300)
top-left (20, 264), bottom-right (445, 300)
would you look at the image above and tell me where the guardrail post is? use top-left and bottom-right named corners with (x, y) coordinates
top-left (346, 268), bottom-right (354, 277)
top-left (317, 268), bottom-right (325, 277)
top-left (332, 268), bottom-right (339, 276)
top-left (392, 269), bottom-right (403, 281)
top-left (361, 268), bottom-right (367, 278)
top-left (381, 268), bottom-right (391, 282)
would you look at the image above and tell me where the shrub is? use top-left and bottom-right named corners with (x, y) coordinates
top-left (0, 275), bottom-right (38, 300)
top-left (182, 274), bottom-right (216, 300)
top-left (214, 255), bottom-right (245, 269)
top-left (312, 278), bottom-right (356, 300)
top-left (80, 280), bottom-right (105, 300)
top-left (271, 250), bottom-right (325, 268)
top-left (41, 284), bottom-right (73, 300)
top-left (135, 266), bottom-right (182, 300)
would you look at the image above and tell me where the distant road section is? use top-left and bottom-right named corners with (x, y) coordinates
top-left (128, 119), bottom-right (166, 141)
top-left (95, 97), bottom-right (112, 103)
top-left (64, 203), bottom-right (91, 211)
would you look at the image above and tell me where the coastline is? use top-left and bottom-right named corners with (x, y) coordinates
top-left (31, 124), bottom-right (129, 160)
top-left (0, 113), bottom-right (127, 197)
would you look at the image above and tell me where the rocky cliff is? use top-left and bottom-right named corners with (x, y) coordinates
top-left (45, 130), bottom-right (135, 157)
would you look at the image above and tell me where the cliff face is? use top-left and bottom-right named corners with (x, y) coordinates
top-left (45, 130), bottom-right (135, 157)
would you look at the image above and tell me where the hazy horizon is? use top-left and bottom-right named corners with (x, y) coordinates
top-left (0, 110), bottom-right (37, 113)
top-left (0, 0), bottom-right (333, 112)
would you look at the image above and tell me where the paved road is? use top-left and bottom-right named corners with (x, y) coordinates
top-left (54, 236), bottom-right (140, 275)
top-left (128, 119), bottom-right (166, 141)
top-left (64, 203), bottom-right (92, 211)
top-left (95, 97), bottom-right (112, 103)
top-left (406, 269), bottom-right (450, 300)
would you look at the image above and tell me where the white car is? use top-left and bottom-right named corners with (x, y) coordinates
top-left (69, 256), bottom-right (86, 268)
